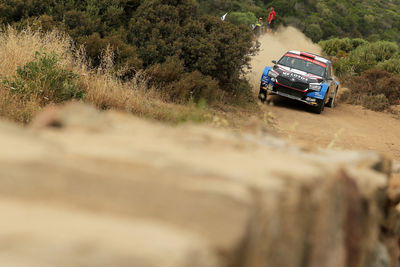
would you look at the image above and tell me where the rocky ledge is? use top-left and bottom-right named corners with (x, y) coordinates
top-left (0, 103), bottom-right (398, 267)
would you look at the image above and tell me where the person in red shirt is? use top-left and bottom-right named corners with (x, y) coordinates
top-left (267, 7), bottom-right (276, 33)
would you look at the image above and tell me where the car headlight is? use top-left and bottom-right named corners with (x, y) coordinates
top-left (309, 83), bottom-right (322, 91)
top-left (268, 70), bottom-right (278, 79)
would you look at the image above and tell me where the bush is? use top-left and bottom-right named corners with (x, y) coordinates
top-left (128, 0), bottom-right (255, 95)
top-left (167, 71), bottom-right (219, 103)
top-left (227, 12), bottom-right (257, 27)
top-left (146, 56), bottom-right (185, 85)
top-left (345, 45), bottom-right (378, 74)
top-left (2, 51), bottom-right (84, 105)
top-left (304, 24), bottom-right (322, 43)
top-left (326, 40), bottom-right (400, 76)
top-left (146, 56), bottom-right (219, 103)
top-left (361, 94), bottom-right (390, 111)
top-left (79, 32), bottom-right (142, 74)
top-left (377, 58), bottom-right (400, 74)
top-left (368, 41), bottom-right (398, 62)
top-left (340, 91), bottom-right (389, 111)
top-left (340, 69), bottom-right (400, 110)
top-left (319, 38), bottom-right (367, 57)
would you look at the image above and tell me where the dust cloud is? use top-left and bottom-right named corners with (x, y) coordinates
top-left (248, 26), bottom-right (322, 88)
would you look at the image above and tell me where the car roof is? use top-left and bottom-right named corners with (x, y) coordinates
top-left (286, 50), bottom-right (331, 65)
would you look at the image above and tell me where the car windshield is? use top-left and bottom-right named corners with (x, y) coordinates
top-left (278, 56), bottom-right (326, 77)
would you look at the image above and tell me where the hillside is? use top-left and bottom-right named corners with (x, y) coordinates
top-left (199, 0), bottom-right (400, 43)
top-left (2, 0), bottom-right (400, 114)
top-left (0, 0), bottom-right (256, 105)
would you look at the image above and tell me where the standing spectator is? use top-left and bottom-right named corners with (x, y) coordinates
top-left (253, 17), bottom-right (263, 37)
top-left (258, 17), bottom-right (264, 34)
top-left (268, 7), bottom-right (276, 33)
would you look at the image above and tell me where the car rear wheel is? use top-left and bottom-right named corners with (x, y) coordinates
top-left (326, 86), bottom-right (338, 108)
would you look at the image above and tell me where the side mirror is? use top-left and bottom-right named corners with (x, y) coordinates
top-left (272, 60), bottom-right (277, 64)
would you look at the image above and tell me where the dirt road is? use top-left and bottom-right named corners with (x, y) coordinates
top-left (265, 96), bottom-right (400, 161)
top-left (249, 27), bottom-right (400, 162)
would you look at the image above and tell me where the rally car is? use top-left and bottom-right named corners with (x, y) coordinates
top-left (258, 50), bottom-right (339, 114)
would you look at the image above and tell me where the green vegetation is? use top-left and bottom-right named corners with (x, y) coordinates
top-left (320, 38), bottom-right (400, 111)
top-left (2, 0), bottom-right (400, 114)
top-left (2, 52), bottom-right (84, 104)
top-left (197, 0), bottom-right (400, 44)
top-left (0, 28), bottom-right (260, 126)
top-left (0, 0), bottom-right (255, 106)
top-left (339, 70), bottom-right (400, 111)
top-left (320, 39), bottom-right (399, 76)
top-left (192, 0), bottom-right (400, 113)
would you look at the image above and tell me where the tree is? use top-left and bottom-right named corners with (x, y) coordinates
top-left (304, 23), bottom-right (322, 42)
top-left (128, 0), bottom-right (255, 93)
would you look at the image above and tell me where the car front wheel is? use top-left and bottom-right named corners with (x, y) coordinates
top-left (258, 88), bottom-right (268, 103)
top-left (313, 99), bottom-right (325, 114)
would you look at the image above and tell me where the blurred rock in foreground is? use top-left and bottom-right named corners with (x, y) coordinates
top-left (0, 103), bottom-right (398, 267)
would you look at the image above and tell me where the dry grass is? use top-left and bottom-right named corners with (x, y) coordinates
top-left (0, 27), bottom-right (214, 124)
top-left (0, 27), bottom-right (267, 128)
top-left (0, 27), bottom-right (73, 78)
top-left (0, 27), bottom-right (74, 123)
top-left (0, 90), bottom-right (41, 123)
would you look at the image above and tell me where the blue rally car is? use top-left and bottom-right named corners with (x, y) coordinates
top-left (258, 50), bottom-right (339, 114)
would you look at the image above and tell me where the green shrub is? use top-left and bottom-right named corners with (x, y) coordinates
top-left (227, 12), bottom-right (257, 27)
top-left (327, 40), bottom-right (399, 76)
top-left (146, 56), bottom-right (185, 85)
top-left (346, 45), bottom-right (378, 74)
top-left (219, 77), bottom-right (256, 107)
top-left (79, 32), bottom-right (142, 73)
top-left (341, 91), bottom-right (389, 111)
top-left (168, 71), bottom-right (219, 104)
top-left (128, 0), bottom-right (255, 95)
top-left (340, 69), bottom-right (400, 110)
top-left (319, 38), bottom-right (367, 57)
top-left (147, 56), bottom-right (219, 104)
top-left (377, 58), bottom-right (400, 74)
top-left (2, 51), bottom-right (84, 105)
top-left (334, 58), bottom-right (354, 77)
top-left (321, 21), bottom-right (339, 40)
top-left (361, 94), bottom-right (390, 111)
top-left (304, 24), bottom-right (322, 43)
top-left (368, 41), bottom-right (399, 62)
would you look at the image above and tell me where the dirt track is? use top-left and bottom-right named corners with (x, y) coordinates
top-left (266, 96), bottom-right (400, 161)
top-left (249, 27), bottom-right (400, 162)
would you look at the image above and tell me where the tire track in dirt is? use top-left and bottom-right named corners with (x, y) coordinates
top-left (267, 96), bottom-right (400, 161)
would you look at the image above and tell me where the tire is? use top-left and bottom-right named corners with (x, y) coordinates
top-left (313, 99), bottom-right (325, 114)
top-left (326, 86), bottom-right (338, 108)
top-left (258, 88), bottom-right (268, 103)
